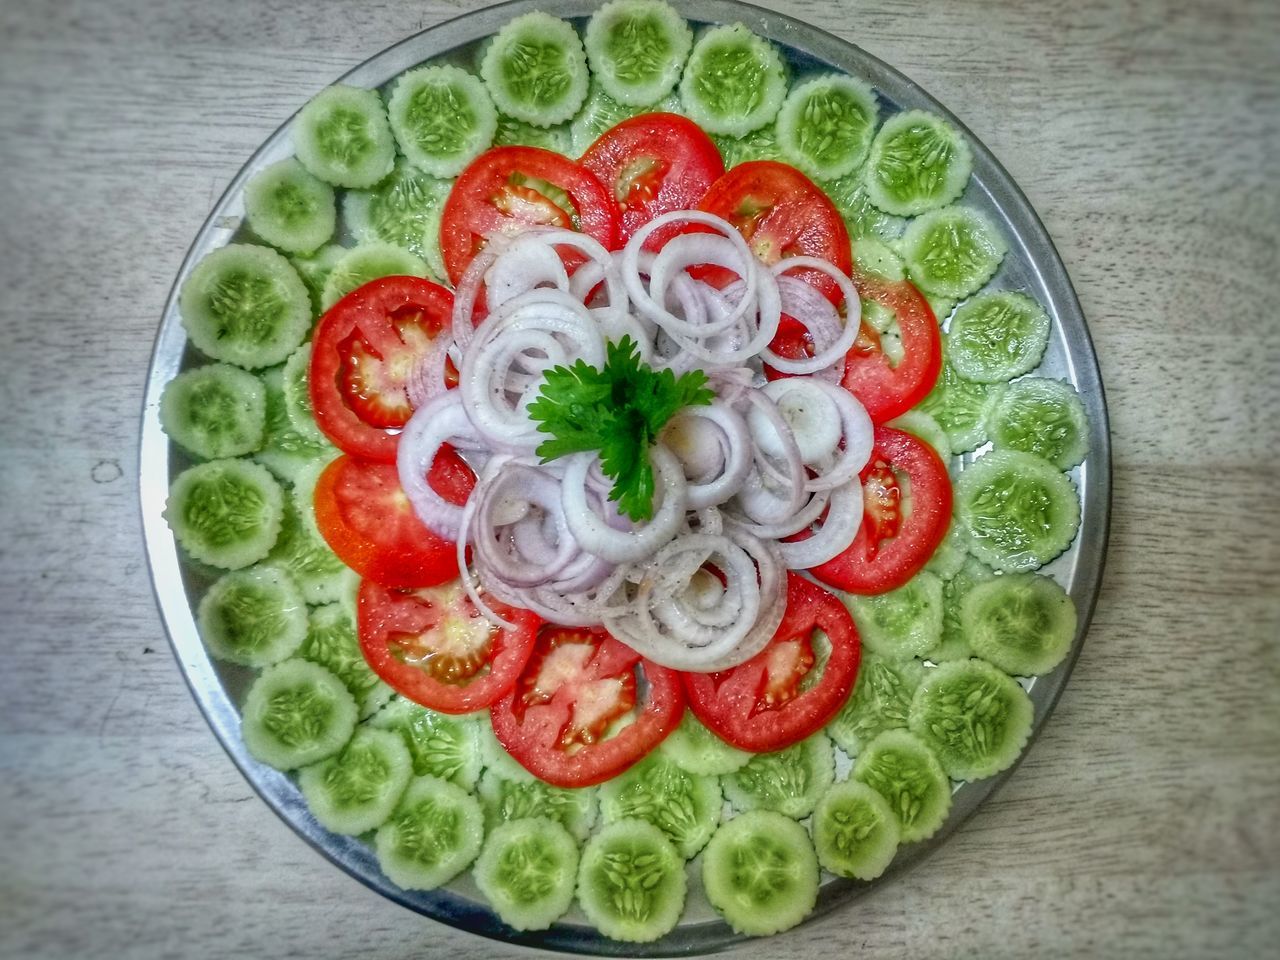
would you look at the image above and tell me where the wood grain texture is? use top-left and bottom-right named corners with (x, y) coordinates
top-left (1, 0), bottom-right (1277, 957)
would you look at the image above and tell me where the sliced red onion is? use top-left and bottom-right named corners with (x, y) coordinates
top-left (485, 234), bottom-right (570, 310)
top-left (776, 479), bottom-right (865, 569)
top-left (760, 258), bottom-right (863, 376)
top-left (662, 401), bottom-right (753, 509)
top-left (561, 445), bottom-right (687, 564)
top-left (397, 390), bottom-right (481, 541)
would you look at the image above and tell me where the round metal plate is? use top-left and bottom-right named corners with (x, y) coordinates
top-left (139, 0), bottom-right (1111, 953)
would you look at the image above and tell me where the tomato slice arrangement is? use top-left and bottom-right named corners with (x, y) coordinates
top-left (683, 573), bottom-right (861, 753)
top-left (489, 626), bottom-right (686, 787)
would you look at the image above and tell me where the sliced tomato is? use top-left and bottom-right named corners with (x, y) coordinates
top-left (579, 112), bottom-right (724, 248)
top-left (357, 578), bottom-right (538, 714)
top-left (309, 276), bottom-right (455, 462)
top-left (683, 573), bottom-right (861, 753)
top-left (440, 146), bottom-right (622, 285)
top-left (489, 625), bottom-right (685, 787)
top-left (697, 160), bottom-right (851, 302)
top-left (810, 426), bottom-right (952, 595)
top-left (312, 454), bottom-right (473, 589)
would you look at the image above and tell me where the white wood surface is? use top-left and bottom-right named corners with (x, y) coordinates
top-left (2, 0), bottom-right (1278, 957)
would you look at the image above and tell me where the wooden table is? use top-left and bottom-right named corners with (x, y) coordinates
top-left (2, 0), bottom-right (1277, 956)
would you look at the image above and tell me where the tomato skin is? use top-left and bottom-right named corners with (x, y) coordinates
top-left (309, 276), bottom-right (454, 462)
top-left (357, 578), bottom-right (538, 714)
top-left (489, 626), bottom-right (685, 788)
top-left (312, 454), bottom-right (473, 589)
top-left (440, 145), bottom-right (622, 285)
top-left (579, 113), bottom-right (724, 248)
top-left (683, 573), bottom-right (861, 754)
top-left (810, 426), bottom-right (953, 595)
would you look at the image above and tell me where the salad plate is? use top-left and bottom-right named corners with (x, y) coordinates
top-left (139, 0), bottom-right (1111, 953)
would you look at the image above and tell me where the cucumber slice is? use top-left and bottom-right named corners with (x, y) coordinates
top-left (481, 12), bottom-right (590, 127)
top-left (301, 603), bottom-right (391, 717)
top-left (820, 172), bottom-right (906, 241)
top-left (293, 84), bottom-right (395, 189)
top-left (598, 754), bottom-right (722, 858)
top-left (387, 65), bottom-right (498, 178)
top-left (679, 24), bottom-right (787, 137)
top-left (852, 729), bottom-right (951, 843)
top-left (928, 295), bottom-right (957, 324)
top-left (812, 780), bottom-right (901, 881)
top-left (934, 557), bottom-right (996, 662)
top-left (962, 573), bottom-right (1077, 676)
top-left (721, 732), bottom-right (835, 819)
top-left (267, 494), bottom-right (354, 605)
top-left (576, 819), bottom-right (686, 943)
top-left (281, 343), bottom-right (327, 444)
top-left (923, 518), bottom-right (969, 581)
top-left (918, 359), bottom-right (1005, 454)
top-left (659, 710), bottom-right (751, 776)
top-left (493, 114), bottom-right (571, 153)
top-left (701, 810), bottom-right (819, 937)
top-left (852, 236), bottom-right (906, 282)
top-left (864, 110), bottom-right (972, 217)
top-left (988, 378), bottom-right (1090, 470)
top-left (243, 157), bottom-right (336, 255)
top-left (165, 458), bottom-right (283, 569)
top-left (375, 774), bottom-right (485, 890)
top-left (319, 242), bottom-right (428, 311)
top-left (909, 658), bottom-right (1034, 781)
top-left (474, 817), bottom-right (580, 932)
top-left (826, 654), bottom-right (926, 757)
top-left (179, 244), bottom-right (311, 370)
top-left (955, 450), bottom-right (1081, 572)
top-left (290, 243), bottom-right (346, 315)
top-left (946, 291), bottom-right (1050, 383)
top-left (845, 571), bottom-right (944, 661)
top-left (585, 0), bottom-right (693, 106)
top-left (887, 409), bottom-right (950, 467)
top-left (289, 448), bottom-right (340, 543)
top-left (568, 84), bottom-right (680, 157)
top-left (900, 206), bottom-right (1008, 300)
top-left (253, 366), bottom-right (338, 485)
top-left (241, 658), bottom-right (358, 771)
top-left (477, 769), bottom-right (598, 842)
top-left (776, 74), bottom-right (879, 181)
top-left (713, 124), bottom-right (783, 168)
top-left (299, 726), bottom-right (413, 835)
top-left (198, 565), bottom-right (306, 667)
top-left (159, 363), bottom-right (266, 460)
top-left (343, 160), bottom-right (452, 266)
top-left (370, 697), bottom-right (483, 790)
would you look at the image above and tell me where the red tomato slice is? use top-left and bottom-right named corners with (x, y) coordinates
top-left (357, 578), bottom-right (538, 714)
top-left (309, 276), bottom-right (455, 462)
top-left (579, 112), bottom-right (724, 248)
top-left (683, 573), bottom-right (861, 753)
top-left (489, 626), bottom-right (685, 787)
top-left (312, 453), bottom-right (473, 589)
top-left (440, 146), bottom-right (622, 285)
top-left (697, 160), bottom-right (851, 302)
top-left (810, 426), bottom-right (952, 595)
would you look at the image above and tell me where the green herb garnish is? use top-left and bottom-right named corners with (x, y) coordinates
top-left (528, 336), bottom-right (714, 521)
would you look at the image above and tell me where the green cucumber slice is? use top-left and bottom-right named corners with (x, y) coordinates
top-left (934, 557), bottom-right (996, 662)
top-left (853, 236), bottom-right (906, 282)
top-left (721, 732), bottom-right (835, 819)
top-left (845, 571), bottom-right (944, 661)
top-left (820, 172), bottom-right (906, 241)
top-left (301, 603), bottom-right (391, 717)
top-left (584, 0), bottom-right (693, 107)
top-left (253, 366), bottom-right (338, 485)
top-left (159, 363), bottom-right (266, 460)
top-left (679, 24), bottom-right (787, 138)
top-left (812, 780), bottom-right (901, 881)
top-left (290, 243), bottom-right (346, 315)
top-left (281, 343), bottom-right (327, 444)
top-left (481, 12), bottom-right (590, 127)
top-left (864, 109), bottom-right (972, 217)
top-left (900, 206), bottom-right (1008, 300)
top-left (988, 378), bottom-right (1090, 469)
top-left (576, 819), bottom-right (686, 943)
top-left (241, 658), bottom-right (358, 771)
top-left (568, 84), bottom-right (680, 157)
top-left (319, 242), bottom-right (428, 311)
top-left (955, 450), bottom-right (1081, 572)
top-left (852, 729), bottom-right (951, 843)
top-left (293, 84), bottom-right (395, 189)
top-left (243, 157), bottom-right (336, 255)
top-left (928, 295), bottom-right (957, 324)
top-left (918, 358), bottom-right (1005, 454)
top-left (370, 697), bottom-right (483, 790)
top-left (198, 565), bottom-right (306, 667)
top-left (658, 710), bottom-right (751, 776)
top-left (598, 754), bottom-right (722, 859)
top-left (826, 654), bottom-right (926, 756)
top-left (343, 160), bottom-right (452, 267)
top-left (476, 769), bottom-right (598, 842)
top-left (267, 494), bottom-right (355, 605)
top-left (923, 519), bottom-right (969, 581)
top-left (387, 65), bottom-right (498, 178)
top-left (179, 244), bottom-right (311, 370)
top-left (946, 291), bottom-right (1051, 383)
top-left (493, 114), bottom-right (571, 153)
top-left (290, 452), bottom-right (339, 542)
top-left (962, 573), bottom-right (1077, 676)
top-left (165, 458), bottom-right (283, 569)
top-left (908, 658), bottom-right (1034, 781)
top-left (776, 74), bottom-right (879, 180)
top-left (474, 817), bottom-right (580, 932)
top-left (701, 810), bottom-right (819, 937)
top-left (887, 409), bottom-right (950, 466)
top-left (713, 124), bottom-right (783, 168)
top-left (298, 726), bottom-right (413, 835)
top-left (375, 774), bottom-right (485, 890)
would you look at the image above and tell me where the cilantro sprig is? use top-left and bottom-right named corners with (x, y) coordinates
top-left (527, 336), bottom-right (714, 521)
